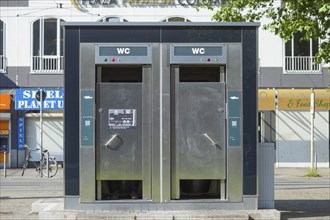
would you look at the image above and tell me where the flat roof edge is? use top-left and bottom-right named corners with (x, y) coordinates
top-left (62, 22), bottom-right (260, 27)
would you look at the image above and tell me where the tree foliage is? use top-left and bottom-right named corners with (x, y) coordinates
top-left (211, 0), bottom-right (330, 64)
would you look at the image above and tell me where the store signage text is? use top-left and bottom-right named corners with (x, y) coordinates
top-left (18, 117), bottom-right (25, 150)
top-left (71, 0), bottom-right (222, 10)
top-left (286, 99), bottom-right (329, 109)
top-left (15, 89), bottom-right (64, 110)
top-left (278, 89), bottom-right (330, 111)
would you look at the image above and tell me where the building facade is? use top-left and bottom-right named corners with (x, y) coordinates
top-left (0, 0), bottom-right (329, 168)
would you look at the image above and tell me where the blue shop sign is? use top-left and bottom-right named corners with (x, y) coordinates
top-left (18, 117), bottom-right (25, 150)
top-left (15, 89), bottom-right (64, 110)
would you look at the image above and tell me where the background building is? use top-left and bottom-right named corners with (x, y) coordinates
top-left (0, 0), bottom-right (329, 168)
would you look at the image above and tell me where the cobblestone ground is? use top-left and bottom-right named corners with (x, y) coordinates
top-left (275, 168), bottom-right (330, 220)
top-left (0, 167), bottom-right (329, 219)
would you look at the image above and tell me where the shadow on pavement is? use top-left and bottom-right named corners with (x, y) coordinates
top-left (0, 196), bottom-right (63, 200)
top-left (276, 199), bottom-right (330, 219)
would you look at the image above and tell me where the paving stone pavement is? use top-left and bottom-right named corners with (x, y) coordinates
top-left (0, 167), bottom-right (329, 219)
top-left (274, 168), bottom-right (330, 220)
top-left (0, 168), bottom-right (63, 220)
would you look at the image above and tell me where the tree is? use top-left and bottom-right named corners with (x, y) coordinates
top-left (211, 0), bottom-right (330, 64)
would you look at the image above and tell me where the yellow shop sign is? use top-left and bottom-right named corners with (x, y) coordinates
top-left (258, 89), bottom-right (276, 110)
top-left (278, 89), bottom-right (330, 111)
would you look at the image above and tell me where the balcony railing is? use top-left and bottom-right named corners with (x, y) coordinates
top-left (285, 56), bottom-right (321, 73)
top-left (0, 55), bottom-right (6, 73)
top-left (32, 56), bottom-right (63, 73)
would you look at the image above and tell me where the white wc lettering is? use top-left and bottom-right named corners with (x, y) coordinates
top-left (192, 48), bottom-right (205, 54)
top-left (117, 48), bottom-right (131, 54)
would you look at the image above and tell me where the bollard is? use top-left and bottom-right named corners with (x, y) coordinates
top-left (315, 154), bottom-right (318, 171)
top-left (4, 151), bottom-right (6, 178)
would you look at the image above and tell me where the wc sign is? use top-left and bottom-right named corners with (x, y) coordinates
top-left (99, 46), bottom-right (148, 56)
top-left (117, 48), bottom-right (130, 54)
top-left (192, 48), bottom-right (205, 55)
top-left (174, 46), bottom-right (223, 56)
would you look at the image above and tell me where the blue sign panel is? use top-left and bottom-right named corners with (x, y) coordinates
top-left (228, 91), bottom-right (241, 147)
top-left (15, 89), bottom-right (64, 110)
top-left (81, 90), bottom-right (94, 146)
top-left (18, 117), bottom-right (25, 150)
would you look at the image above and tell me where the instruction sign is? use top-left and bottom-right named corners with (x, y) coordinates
top-left (81, 90), bottom-right (94, 146)
top-left (108, 109), bottom-right (136, 129)
top-left (228, 91), bottom-right (241, 147)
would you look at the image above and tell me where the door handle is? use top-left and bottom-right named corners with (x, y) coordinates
top-left (105, 134), bottom-right (122, 150)
top-left (203, 133), bottom-right (222, 150)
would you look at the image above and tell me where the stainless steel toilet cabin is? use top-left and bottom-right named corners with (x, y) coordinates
top-left (63, 22), bottom-right (259, 210)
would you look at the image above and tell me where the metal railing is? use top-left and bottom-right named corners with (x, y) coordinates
top-left (285, 56), bottom-right (321, 73)
top-left (32, 56), bottom-right (63, 73)
top-left (0, 55), bottom-right (6, 73)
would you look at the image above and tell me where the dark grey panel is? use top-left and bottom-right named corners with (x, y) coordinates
top-left (1, 67), bottom-right (29, 88)
top-left (323, 67), bottom-right (330, 87)
top-left (0, 73), bottom-right (16, 88)
top-left (258, 67), bottom-right (281, 88)
top-left (27, 74), bottom-right (63, 87)
top-left (80, 27), bottom-right (160, 43)
top-left (281, 68), bottom-right (329, 88)
top-left (0, 0), bottom-right (28, 7)
top-left (242, 27), bottom-right (258, 195)
top-left (259, 67), bottom-right (329, 88)
top-left (63, 22), bottom-right (260, 27)
top-left (162, 27), bottom-right (241, 43)
top-left (2, 67), bottom-right (63, 88)
top-left (64, 27), bottom-right (80, 196)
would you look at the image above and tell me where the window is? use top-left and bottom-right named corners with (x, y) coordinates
top-left (32, 18), bottom-right (64, 73)
top-left (0, 20), bottom-right (5, 73)
top-left (98, 17), bottom-right (128, 22)
top-left (161, 17), bottom-right (191, 22)
top-left (284, 33), bottom-right (320, 73)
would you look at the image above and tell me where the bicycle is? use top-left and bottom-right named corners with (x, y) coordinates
top-left (21, 144), bottom-right (58, 178)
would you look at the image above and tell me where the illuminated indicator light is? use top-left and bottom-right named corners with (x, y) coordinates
top-left (111, 58), bottom-right (116, 62)
top-left (214, 58), bottom-right (219, 62)
top-left (207, 58), bottom-right (211, 62)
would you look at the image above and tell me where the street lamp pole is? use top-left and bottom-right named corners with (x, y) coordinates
top-left (36, 88), bottom-right (46, 177)
top-left (39, 88), bottom-right (43, 177)
top-left (310, 89), bottom-right (315, 169)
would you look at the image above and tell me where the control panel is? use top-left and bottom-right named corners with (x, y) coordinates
top-left (170, 44), bottom-right (227, 64)
top-left (95, 45), bottom-right (152, 64)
